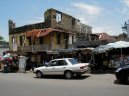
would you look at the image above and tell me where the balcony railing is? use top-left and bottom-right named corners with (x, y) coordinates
top-left (18, 44), bottom-right (51, 52)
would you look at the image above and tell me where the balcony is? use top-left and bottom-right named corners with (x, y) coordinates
top-left (18, 44), bottom-right (51, 52)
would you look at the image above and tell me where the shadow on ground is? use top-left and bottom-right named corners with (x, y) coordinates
top-left (91, 70), bottom-right (115, 74)
top-left (114, 80), bottom-right (129, 85)
top-left (34, 75), bottom-right (90, 80)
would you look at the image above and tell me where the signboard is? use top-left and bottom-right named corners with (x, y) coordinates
top-left (12, 43), bottom-right (17, 51)
top-left (18, 56), bottom-right (27, 73)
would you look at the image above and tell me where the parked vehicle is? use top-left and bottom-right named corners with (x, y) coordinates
top-left (115, 64), bottom-right (129, 84)
top-left (34, 58), bottom-right (90, 79)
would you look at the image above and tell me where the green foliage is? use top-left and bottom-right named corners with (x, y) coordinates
top-left (0, 36), bottom-right (8, 45)
top-left (119, 33), bottom-right (127, 38)
top-left (0, 36), bottom-right (4, 41)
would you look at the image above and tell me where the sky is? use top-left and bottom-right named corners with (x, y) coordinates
top-left (0, 0), bottom-right (129, 41)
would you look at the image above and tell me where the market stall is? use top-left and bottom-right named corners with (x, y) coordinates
top-left (92, 41), bottom-right (129, 69)
top-left (0, 55), bottom-right (3, 69)
top-left (2, 53), bottom-right (18, 72)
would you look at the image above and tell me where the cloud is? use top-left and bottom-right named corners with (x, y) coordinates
top-left (72, 2), bottom-right (103, 15)
top-left (116, 7), bottom-right (128, 14)
top-left (116, 0), bottom-right (129, 16)
top-left (26, 17), bottom-right (44, 24)
top-left (92, 26), bottom-right (122, 35)
top-left (69, 2), bottom-right (104, 24)
top-left (17, 16), bottom-right (44, 27)
top-left (123, 0), bottom-right (129, 7)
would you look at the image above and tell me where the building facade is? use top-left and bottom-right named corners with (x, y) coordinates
top-left (9, 8), bottom-right (92, 67)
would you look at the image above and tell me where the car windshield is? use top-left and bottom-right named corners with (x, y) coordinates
top-left (68, 58), bottom-right (78, 65)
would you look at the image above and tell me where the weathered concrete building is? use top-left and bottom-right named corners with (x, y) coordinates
top-left (9, 8), bottom-right (92, 67)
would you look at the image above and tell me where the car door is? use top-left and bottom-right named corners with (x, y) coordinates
top-left (53, 60), bottom-right (68, 75)
top-left (44, 60), bottom-right (58, 75)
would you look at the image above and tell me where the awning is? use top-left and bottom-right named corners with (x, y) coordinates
top-left (46, 50), bottom-right (59, 54)
top-left (59, 48), bottom-right (75, 53)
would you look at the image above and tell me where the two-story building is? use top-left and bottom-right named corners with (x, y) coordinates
top-left (9, 8), bottom-right (92, 68)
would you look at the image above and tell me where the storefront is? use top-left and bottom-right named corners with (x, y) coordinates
top-left (92, 41), bottom-right (129, 69)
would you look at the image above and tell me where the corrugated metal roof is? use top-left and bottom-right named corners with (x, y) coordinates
top-left (25, 28), bottom-right (74, 37)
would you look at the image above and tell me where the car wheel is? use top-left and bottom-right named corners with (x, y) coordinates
top-left (126, 74), bottom-right (129, 84)
top-left (65, 71), bottom-right (73, 79)
top-left (36, 71), bottom-right (43, 78)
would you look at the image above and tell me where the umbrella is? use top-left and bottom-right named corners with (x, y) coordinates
top-left (92, 45), bottom-right (112, 53)
top-left (107, 41), bottom-right (129, 49)
top-left (3, 53), bottom-right (12, 59)
top-left (93, 41), bottom-right (129, 54)
top-left (0, 56), bottom-right (3, 61)
top-left (107, 41), bottom-right (129, 58)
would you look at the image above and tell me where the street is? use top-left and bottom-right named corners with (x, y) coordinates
top-left (0, 72), bottom-right (129, 96)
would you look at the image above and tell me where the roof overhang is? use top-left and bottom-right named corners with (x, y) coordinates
top-left (25, 28), bottom-right (75, 37)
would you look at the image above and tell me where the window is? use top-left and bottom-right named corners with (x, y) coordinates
top-left (19, 35), bottom-right (25, 46)
top-left (57, 60), bottom-right (67, 66)
top-left (27, 37), bottom-right (31, 45)
top-left (12, 37), bottom-right (18, 44)
top-left (56, 13), bottom-right (62, 22)
top-left (39, 37), bottom-right (44, 44)
top-left (33, 37), bottom-right (35, 45)
top-left (20, 36), bottom-right (22, 46)
top-left (56, 33), bottom-right (61, 44)
top-left (12, 37), bottom-right (15, 43)
top-left (68, 58), bottom-right (78, 65)
top-left (49, 61), bottom-right (58, 66)
top-left (72, 36), bottom-right (74, 44)
top-left (53, 15), bottom-right (56, 19)
top-left (72, 18), bottom-right (75, 26)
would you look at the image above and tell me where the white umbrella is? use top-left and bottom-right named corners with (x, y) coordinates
top-left (92, 45), bottom-right (112, 53)
top-left (0, 55), bottom-right (3, 61)
top-left (107, 41), bottom-right (129, 60)
top-left (3, 53), bottom-right (12, 59)
top-left (107, 41), bottom-right (129, 49)
top-left (93, 41), bottom-right (129, 54)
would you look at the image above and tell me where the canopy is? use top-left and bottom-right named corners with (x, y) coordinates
top-left (0, 56), bottom-right (3, 61)
top-left (107, 41), bottom-right (129, 49)
top-left (92, 45), bottom-right (112, 53)
top-left (3, 53), bottom-right (12, 59)
top-left (92, 41), bottom-right (129, 53)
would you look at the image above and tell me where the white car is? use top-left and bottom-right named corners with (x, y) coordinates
top-left (34, 58), bottom-right (90, 79)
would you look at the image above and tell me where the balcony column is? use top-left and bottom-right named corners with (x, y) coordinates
top-left (31, 37), bottom-right (35, 52)
top-left (50, 33), bottom-right (53, 50)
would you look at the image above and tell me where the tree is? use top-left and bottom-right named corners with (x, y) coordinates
top-left (0, 36), bottom-right (4, 41)
top-left (0, 36), bottom-right (8, 45)
top-left (119, 33), bottom-right (127, 39)
top-left (0, 36), bottom-right (4, 44)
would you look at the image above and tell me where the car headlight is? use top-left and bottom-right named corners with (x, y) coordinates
top-left (115, 68), bottom-right (122, 72)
